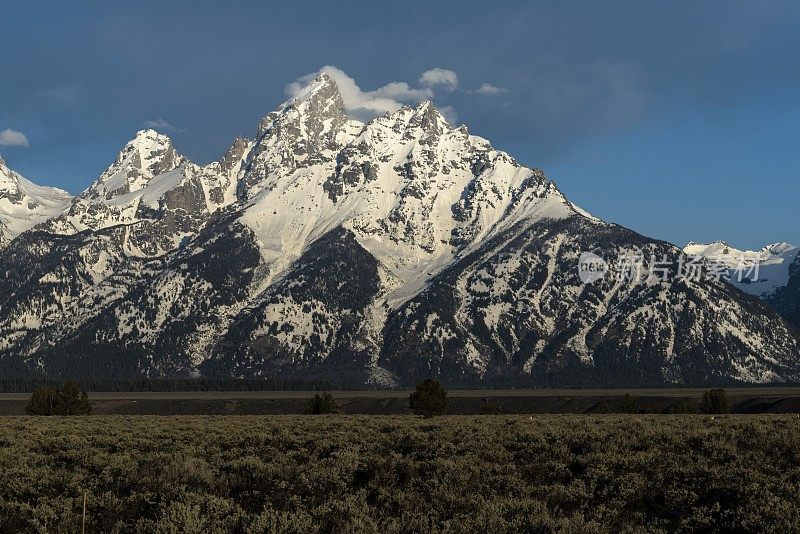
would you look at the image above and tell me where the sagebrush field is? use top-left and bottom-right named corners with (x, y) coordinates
top-left (1, 415), bottom-right (799, 532)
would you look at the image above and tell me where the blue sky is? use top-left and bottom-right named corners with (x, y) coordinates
top-left (1, 0), bottom-right (798, 249)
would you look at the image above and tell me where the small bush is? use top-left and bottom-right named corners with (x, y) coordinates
top-left (409, 379), bottom-right (447, 418)
top-left (700, 389), bottom-right (730, 414)
top-left (620, 393), bottom-right (639, 414)
top-left (25, 381), bottom-right (92, 416)
top-left (305, 393), bottom-right (339, 414)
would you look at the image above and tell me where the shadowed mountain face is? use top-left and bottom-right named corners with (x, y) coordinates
top-left (768, 253), bottom-right (800, 331)
top-left (0, 74), bottom-right (798, 387)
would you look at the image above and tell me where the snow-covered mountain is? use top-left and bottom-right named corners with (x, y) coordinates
top-left (0, 73), bottom-right (798, 386)
top-left (0, 156), bottom-right (72, 249)
top-left (38, 129), bottom-right (250, 257)
top-left (684, 241), bottom-right (799, 297)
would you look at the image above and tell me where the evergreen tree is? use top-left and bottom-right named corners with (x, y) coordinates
top-left (305, 392), bottom-right (339, 414)
top-left (409, 379), bottom-right (448, 418)
top-left (700, 389), bottom-right (730, 414)
top-left (54, 380), bottom-right (92, 415)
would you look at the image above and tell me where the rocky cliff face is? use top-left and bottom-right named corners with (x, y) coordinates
top-left (0, 74), bottom-right (798, 386)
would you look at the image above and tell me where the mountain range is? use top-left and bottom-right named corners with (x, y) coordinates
top-left (0, 73), bottom-right (798, 387)
top-left (683, 241), bottom-right (798, 298)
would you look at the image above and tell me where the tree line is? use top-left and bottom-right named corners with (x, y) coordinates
top-left (0, 377), bottom-right (342, 393)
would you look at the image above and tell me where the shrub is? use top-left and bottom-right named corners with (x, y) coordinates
top-left (409, 379), bottom-right (447, 418)
top-left (620, 393), bottom-right (639, 414)
top-left (24, 387), bottom-right (58, 416)
top-left (0, 414), bottom-right (799, 531)
top-left (700, 389), bottom-right (730, 414)
top-left (25, 381), bottom-right (92, 416)
top-left (305, 393), bottom-right (339, 414)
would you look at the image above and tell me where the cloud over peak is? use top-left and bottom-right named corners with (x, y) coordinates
top-left (286, 66), bottom-right (443, 122)
top-left (285, 66), bottom-right (510, 124)
top-left (419, 68), bottom-right (459, 91)
top-left (142, 118), bottom-right (184, 132)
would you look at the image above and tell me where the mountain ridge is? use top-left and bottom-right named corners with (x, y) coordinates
top-left (0, 74), bottom-right (798, 386)
top-left (0, 156), bottom-right (72, 249)
top-left (683, 240), bottom-right (799, 298)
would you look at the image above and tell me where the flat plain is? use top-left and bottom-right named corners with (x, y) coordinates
top-left (1, 414), bottom-right (799, 532)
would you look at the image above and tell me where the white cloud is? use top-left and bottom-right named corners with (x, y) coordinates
top-left (0, 129), bottom-right (29, 147)
top-left (419, 68), bottom-right (459, 91)
top-left (142, 118), bottom-right (184, 132)
top-left (286, 66), bottom-right (444, 121)
top-left (476, 83), bottom-right (509, 95)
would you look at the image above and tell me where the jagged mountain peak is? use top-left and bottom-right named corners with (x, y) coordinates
top-left (0, 156), bottom-right (71, 201)
top-left (0, 155), bottom-right (22, 188)
top-left (82, 129), bottom-right (187, 201)
top-left (242, 75), bottom-right (362, 201)
top-left (409, 100), bottom-right (451, 134)
top-left (130, 128), bottom-right (172, 147)
top-left (283, 72), bottom-right (342, 108)
top-left (217, 135), bottom-right (252, 175)
top-left (0, 158), bottom-right (72, 249)
top-left (33, 129), bottom-right (238, 256)
top-left (114, 129), bottom-right (180, 173)
top-left (1, 75), bottom-right (798, 388)
top-left (258, 73), bottom-right (350, 138)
